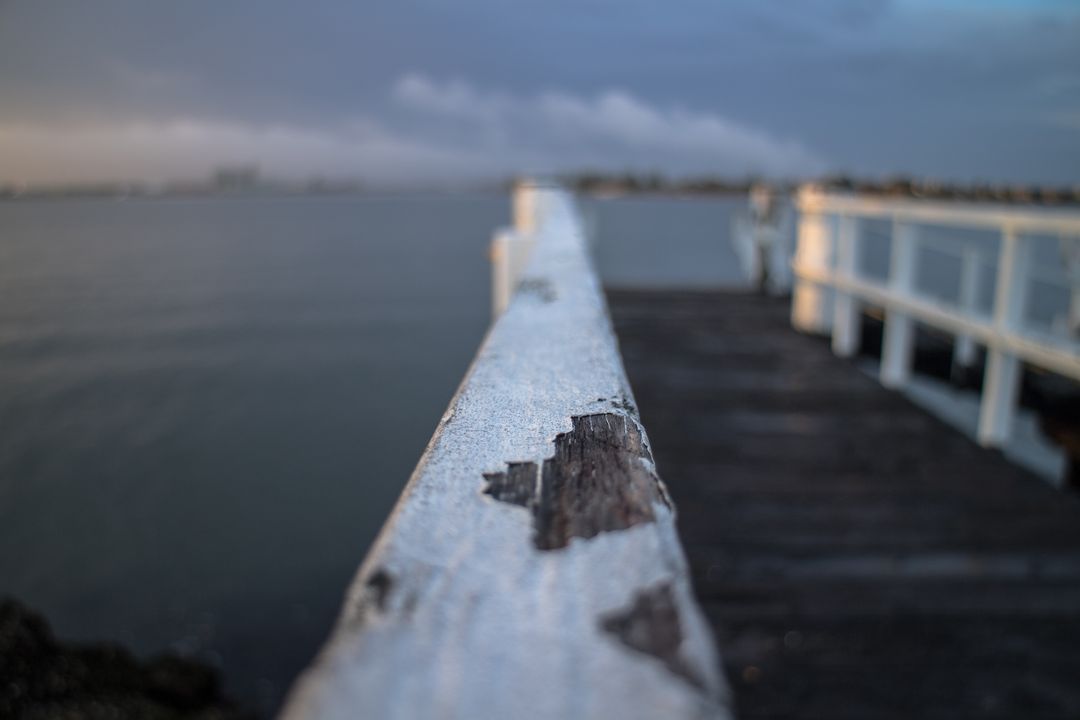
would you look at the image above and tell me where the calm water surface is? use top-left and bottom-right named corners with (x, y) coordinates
top-left (582, 194), bottom-right (745, 287)
top-left (0, 193), bottom-right (505, 712)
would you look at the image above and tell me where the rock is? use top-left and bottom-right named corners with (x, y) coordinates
top-left (0, 598), bottom-right (254, 720)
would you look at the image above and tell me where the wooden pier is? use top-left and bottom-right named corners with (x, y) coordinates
top-left (286, 184), bottom-right (1080, 720)
top-left (609, 288), bottom-right (1080, 719)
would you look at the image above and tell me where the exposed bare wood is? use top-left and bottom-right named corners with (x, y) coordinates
top-left (485, 413), bottom-right (669, 551)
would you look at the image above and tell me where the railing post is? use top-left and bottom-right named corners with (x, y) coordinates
top-left (977, 226), bottom-right (1028, 446)
top-left (791, 185), bottom-right (834, 334)
top-left (491, 182), bottom-right (542, 318)
top-left (513, 179), bottom-right (539, 234)
top-left (880, 220), bottom-right (918, 388)
top-left (952, 247), bottom-right (981, 378)
top-left (832, 215), bottom-right (861, 357)
top-left (749, 184), bottom-right (772, 292)
top-left (771, 203), bottom-right (795, 293)
top-left (491, 229), bottom-right (533, 318)
top-left (731, 214), bottom-right (760, 288)
top-left (1063, 236), bottom-right (1080, 338)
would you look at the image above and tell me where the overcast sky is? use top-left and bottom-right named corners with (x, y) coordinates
top-left (1, 0), bottom-right (1077, 185)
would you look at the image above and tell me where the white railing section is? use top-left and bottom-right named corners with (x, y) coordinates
top-left (730, 185), bottom-right (795, 294)
top-left (282, 182), bottom-right (729, 720)
top-left (790, 185), bottom-right (1080, 447)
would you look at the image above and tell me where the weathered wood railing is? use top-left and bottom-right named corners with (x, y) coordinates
top-left (789, 186), bottom-right (1080, 447)
top-left (281, 182), bottom-right (729, 719)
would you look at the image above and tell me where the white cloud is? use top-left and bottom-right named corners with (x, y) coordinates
top-left (393, 74), bottom-right (513, 125)
top-left (393, 74), bottom-right (826, 176)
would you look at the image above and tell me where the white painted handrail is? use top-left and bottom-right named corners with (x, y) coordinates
top-left (799, 192), bottom-right (1080, 236)
top-left (282, 183), bottom-right (729, 720)
top-left (791, 186), bottom-right (1080, 448)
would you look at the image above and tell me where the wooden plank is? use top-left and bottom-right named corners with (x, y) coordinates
top-left (608, 288), bottom-right (1080, 719)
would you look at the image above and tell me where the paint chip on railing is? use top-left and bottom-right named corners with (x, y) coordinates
top-left (600, 583), bottom-right (706, 692)
top-left (483, 413), bottom-right (668, 550)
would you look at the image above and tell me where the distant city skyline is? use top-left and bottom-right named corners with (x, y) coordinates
top-left (1, 0), bottom-right (1078, 186)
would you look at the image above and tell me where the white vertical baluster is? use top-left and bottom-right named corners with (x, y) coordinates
top-left (977, 226), bottom-right (1028, 446)
top-left (881, 220), bottom-right (918, 388)
top-left (490, 229), bottom-right (538, 319)
top-left (791, 185), bottom-right (835, 334)
top-left (979, 352), bottom-right (1021, 446)
top-left (491, 229), bottom-right (513, 318)
top-left (832, 215), bottom-right (862, 357)
top-left (491, 182), bottom-right (541, 318)
top-left (952, 246), bottom-right (981, 374)
top-left (1060, 235), bottom-right (1080, 338)
top-left (513, 179), bottom-right (537, 234)
top-left (748, 222), bottom-right (764, 288)
top-left (748, 185), bottom-right (769, 290)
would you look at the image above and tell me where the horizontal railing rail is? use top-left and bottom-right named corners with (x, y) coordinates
top-left (790, 186), bottom-right (1080, 448)
top-left (281, 182), bottom-right (729, 720)
top-left (800, 192), bottom-right (1080, 236)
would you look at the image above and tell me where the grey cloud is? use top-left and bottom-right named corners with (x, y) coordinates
top-left (393, 74), bottom-right (825, 175)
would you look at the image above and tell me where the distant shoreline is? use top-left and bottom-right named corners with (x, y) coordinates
top-left (564, 174), bottom-right (1080, 207)
top-left (0, 185), bottom-right (506, 203)
top-left (3, 173), bottom-right (1078, 207)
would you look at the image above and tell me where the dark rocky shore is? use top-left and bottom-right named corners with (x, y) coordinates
top-left (0, 598), bottom-right (253, 720)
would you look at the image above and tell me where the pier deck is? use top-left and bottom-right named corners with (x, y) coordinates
top-left (608, 289), bottom-right (1080, 719)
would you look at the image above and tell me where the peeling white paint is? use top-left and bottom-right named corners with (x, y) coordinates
top-left (280, 185), bottom-right (731, 720)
